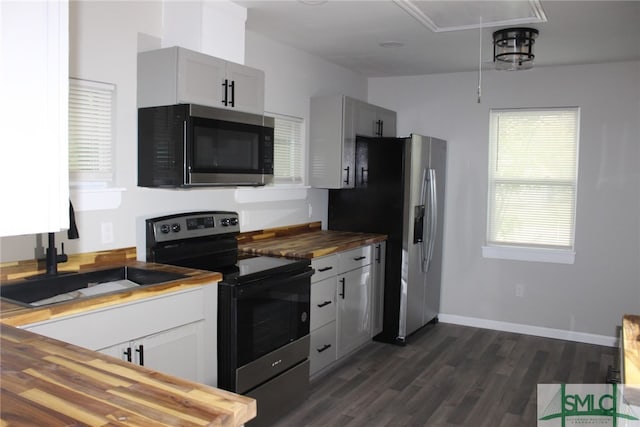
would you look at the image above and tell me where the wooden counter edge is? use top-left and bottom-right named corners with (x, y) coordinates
top-left (622, 314), bottom-right (640, 406)
top-left (0, 324), bottom-right (256, 427)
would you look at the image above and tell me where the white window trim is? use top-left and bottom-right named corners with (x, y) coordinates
top-left (68, 77), bottom-right (124, 211)
top-left (484, 107), bottom-right (580, 264)
top-left (267, 111), bottom-right (305, 186)
top-left (482, 245), bottom-right (575, 264)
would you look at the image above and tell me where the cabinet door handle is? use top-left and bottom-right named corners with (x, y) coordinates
top-left (353, 256), bottom-right (366, 261)
top-left (222, 79), bottom-right (229, 106)
top-left (339, 278), bottom-right (345, 299)
top-left (344, 166), bottom-right (350, 185)
top-left (376, 244), bottom-right (381, 263)
top-left (316, 344), bottom-right (332, 353)
top-left (318, 266), bottom-right (333, 272)
top-left (136, 345), bottom-right (144, 366)
top-left (229, 80), bottom-right (235, 107)
top-left (123, 347), bottom-right (132, 363)
top-left (317, 300), bottom-right (332, 308)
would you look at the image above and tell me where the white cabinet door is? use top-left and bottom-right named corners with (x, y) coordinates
top-left (136, 321), bottom-right (205, 383)
top-left (355, 101), bottom-right (378, 137)
top-left (378, 108), bottom-right (397, 137)
top-left (336, 265), bottom-right (371, 359)
top-left (309, 95), bottom-right (356, 189)
top-left (98, 322), bottom-right (205, 383)
top-left (371, 242), bottom-right (386, 338)
top-left (177, 48), bottom-right (227, 109)
top-left (309, 321), bottom-right (336, 375)
top-left (0, 0), bottom-right (69, 236)
top-left (225, 62), bottom-right (265, 115)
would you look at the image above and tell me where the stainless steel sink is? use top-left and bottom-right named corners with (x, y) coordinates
top-left (0, 266), bottom-right (187, 307)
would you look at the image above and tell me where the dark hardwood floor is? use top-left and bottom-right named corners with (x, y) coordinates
top-left (272, 323), bottom-right (616, 427)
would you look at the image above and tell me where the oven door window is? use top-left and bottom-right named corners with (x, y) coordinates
top-left (191, 118), bottom-right (262, 173)
top-left (236, 270), bottom-right (311, 367)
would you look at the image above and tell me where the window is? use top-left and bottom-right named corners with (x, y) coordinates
top-left (484, 107), bottom-right (580, 263)
top-left (68, 78), bottom-right (115, 186)
top-left (270, 112), bottom-right (304, 184)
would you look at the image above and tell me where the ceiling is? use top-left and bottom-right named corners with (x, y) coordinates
top-left (233, 0), bottom-right (640, 77)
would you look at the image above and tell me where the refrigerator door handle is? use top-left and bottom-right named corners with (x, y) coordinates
top-left (426, 169), bottom-right (437, 273)
top-left (417, 168), bottom-right (429, 272)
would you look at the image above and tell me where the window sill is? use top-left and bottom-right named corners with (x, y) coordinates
top-left (70, 187), bottom-right (126, 211)
top-left (482, 245), bottom-right (575, 264)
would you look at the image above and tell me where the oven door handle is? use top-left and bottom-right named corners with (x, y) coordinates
top-left (236, 268), bottom-right (314, 297)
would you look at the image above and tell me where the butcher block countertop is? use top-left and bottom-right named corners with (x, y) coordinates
top-left (0, 323), bottom-right (256, 426)
top-left (238, 221), bottom-right (386, 259)
top-left (0, 260), bottom-right (222, 327)
top-left (623, 314), bottom-right (640, 406)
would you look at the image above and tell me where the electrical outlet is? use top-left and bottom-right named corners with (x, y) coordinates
top-left (101, 222), bottom-right (114, 244)
top-left (515, 283), bottom-right (525, 298)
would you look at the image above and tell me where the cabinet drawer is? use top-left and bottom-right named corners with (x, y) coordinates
top-left (310, 277), bottom-right (337, 330)
top-left (311, 254), bottom-right (338, 283)
top-left (338, 246), bottom-right (372, 273)
top-left (309, 321), bottom-right (337, 375)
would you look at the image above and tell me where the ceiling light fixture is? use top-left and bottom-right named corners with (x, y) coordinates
top-left (493, 27), bottom-right (539, 71)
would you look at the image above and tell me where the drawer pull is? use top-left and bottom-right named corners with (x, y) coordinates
top-left (318, 266), bottom-right (333, 272)
top-left (317, 344), bottom-right (332, 353)
top-left (317, 300), bottom-right (332, 308)
top-left (353, 256), bottom-right (366, 261)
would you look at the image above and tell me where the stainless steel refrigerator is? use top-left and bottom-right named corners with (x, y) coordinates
top-left (328, 134), bottom-right (446, 344)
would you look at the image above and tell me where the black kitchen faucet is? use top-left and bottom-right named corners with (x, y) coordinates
top-left (45, 201), bottom-right (80, 275)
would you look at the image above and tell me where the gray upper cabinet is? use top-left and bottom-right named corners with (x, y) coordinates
top-left (137, 46), bottom-right (265, 115)
top-left (355, 100), bottom-right (397, 138)
top-left (310, 95), bottom-right (397, 189)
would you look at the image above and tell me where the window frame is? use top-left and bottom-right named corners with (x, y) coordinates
top-left (483, 107), bottom-right (580, 264)
top-left (68, 77), bottom-right (116, 188)
top-left (268, 111), bottom-right (305, 186)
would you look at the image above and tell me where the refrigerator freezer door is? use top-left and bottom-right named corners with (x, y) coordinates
top-left (422, 138), bottom-right (447, 326)
top-left (398, 134), bottom-right (431, 340)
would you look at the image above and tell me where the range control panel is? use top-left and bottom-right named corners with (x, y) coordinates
top-left (146, 211), bottom-right (240, 243)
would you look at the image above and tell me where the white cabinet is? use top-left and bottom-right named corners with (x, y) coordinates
top-left (309, 95), bottom-right (357, 189)
top-left (336, 246), bottom-right (372, 359)
top-left (309, 243), bottom-right (382, 377)
top-left (356, 100), bottom-right (397, 138)
top-left (309, 95), bottom-right (397, 189)
top-left (137, 46), bottom-right (265, 114)
top-left (22, 285), bottom-right (217, 386)
top-left (0, 0), bottom-right (69, 236)
top-left (98, 321), bottom-right (206, 383)
top-left (371, 241), bottom-right (386, 338)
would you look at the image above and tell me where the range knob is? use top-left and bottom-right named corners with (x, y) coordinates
top-left (160, 224), bottom-right (171, 234)
top-left (171, 223), bottom-right (181, 233)
top-left (229, 217), bottom-right (239, 226)
top-left (220, 218), bottom-right (230, 227)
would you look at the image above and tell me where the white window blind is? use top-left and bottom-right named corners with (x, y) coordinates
top-left (487, 108), bottom-right (580, 250)
top-left (271, 113), bottom-right (304, 184)
top-left (68, 78), bottom-right (115, 185)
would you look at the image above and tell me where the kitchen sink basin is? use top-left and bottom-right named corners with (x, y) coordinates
top-left (0, 266), bottom-right (187, 307)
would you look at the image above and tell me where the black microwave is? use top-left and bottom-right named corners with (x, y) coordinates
top-left (138, 104), bottom-right (274, 187)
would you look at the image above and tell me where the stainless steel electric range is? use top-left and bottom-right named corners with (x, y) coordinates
top-left (144, 211), bottom-right (311, 427)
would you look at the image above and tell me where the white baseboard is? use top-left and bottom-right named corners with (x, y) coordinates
top-left (438, 314), bottom-right (618, 348)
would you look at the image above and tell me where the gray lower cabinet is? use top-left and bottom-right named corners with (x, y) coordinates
top-left (22, 285), bottom-right (217, 386)
top-left (309, 244), bottom-right (378, 377)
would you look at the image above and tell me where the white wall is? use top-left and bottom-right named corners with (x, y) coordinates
top-left (0, 1), bottom-right (367, 262)
top-left (368, 61), bottom-right (640, 339)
